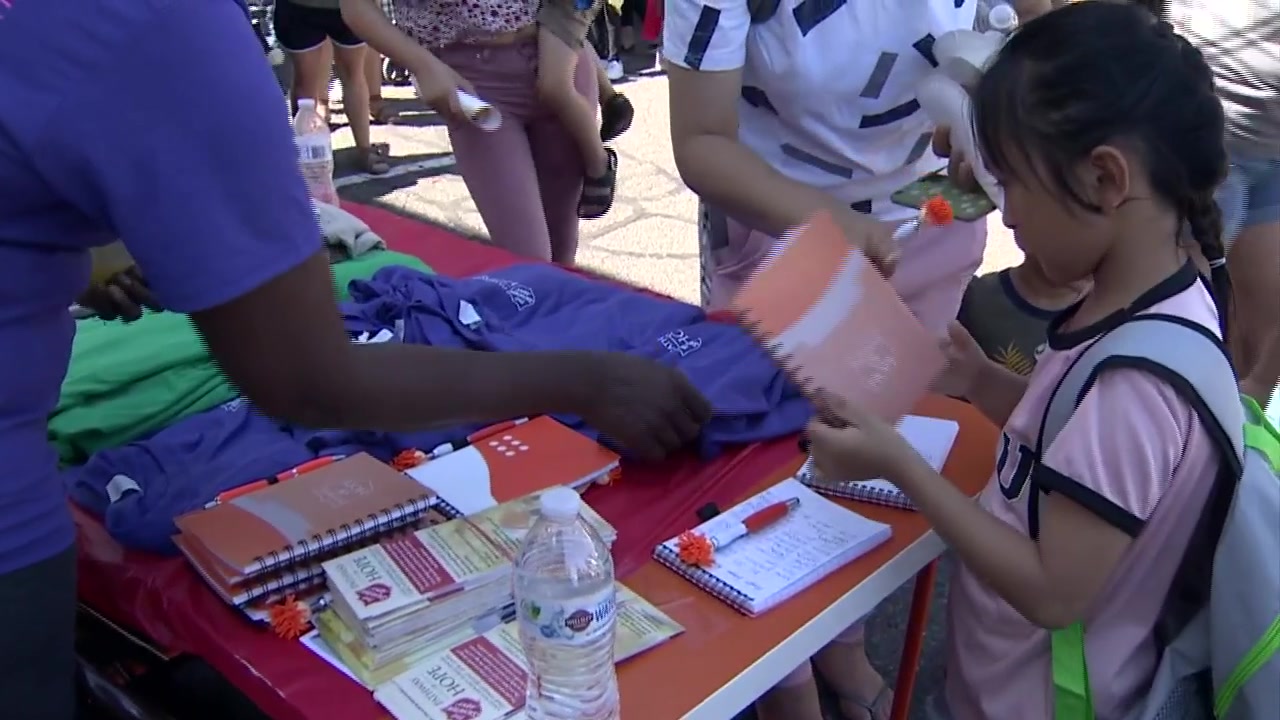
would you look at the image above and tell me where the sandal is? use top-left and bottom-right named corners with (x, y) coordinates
top-left (369, 96), bottom-right (400, 125)
top-left (600, 93), bottom-right (634, 142)
top-left (578, 147), bottom-right (617, 219)
top-left (360, 145), bottom-right (391, 175)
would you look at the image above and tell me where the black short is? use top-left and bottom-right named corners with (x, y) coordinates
top-left (273, 0), bottom-right (364, 52)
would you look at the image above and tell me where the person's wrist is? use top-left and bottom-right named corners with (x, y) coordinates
top-left (545, 351), bottom-right (606, 416)
top-left (960, 356), bottom-right (995, 397)
top-left (885, 441), bottom-right (933, 490)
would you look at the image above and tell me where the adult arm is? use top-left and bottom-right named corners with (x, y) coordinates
top-left (662, 0), bottom-right (874, 238)
top-left (339, 0), bottom-right (441, 79)
top-left (893, 369), bottom-right (1186, 628)
top-left (35, 0), bottom-right (706, 457)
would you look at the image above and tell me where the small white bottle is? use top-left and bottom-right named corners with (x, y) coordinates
top-left (292, 98), bottom-right (339, 207)
top-left (975, 0), bottom-right (1020, 34)
top-left (514, 487), bottom-right (620, 720)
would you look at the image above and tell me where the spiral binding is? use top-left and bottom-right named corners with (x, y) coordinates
top-left (247, 494), bottom-right (436, 578)
top-left (732, 308), bottom-right (821, 402)
top-left (242, 569), bottom-right (327, 607)
top-left (652, 544), bottom-right (755, 616)
top-left (797, 457), bottom-right (916, 511)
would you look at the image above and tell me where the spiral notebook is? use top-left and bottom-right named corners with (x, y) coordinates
top-left (652, 478), bottom-right (891, 616)
top-left (174, 502), bottom-right (460, 609)
top-left (731, 210), bottom-right (946, 424)
top-left (799, 414), bottom-right (961, 510)
top-left (173, 453), bottom-right (439, 582)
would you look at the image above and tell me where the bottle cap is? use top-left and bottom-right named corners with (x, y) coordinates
top-left (988, 4), bottom-right (1018, 32)
top-left (539, 486), bottom-right (581, 521)
top-left (297, 98), bottom-right (316, 109)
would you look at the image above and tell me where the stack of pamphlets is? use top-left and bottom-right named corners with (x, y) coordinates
top-left (320, 490), bottom-right (616, 683)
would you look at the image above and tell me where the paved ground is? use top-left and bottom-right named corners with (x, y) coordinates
top-left (327, 58), bottom-right (1021, 719)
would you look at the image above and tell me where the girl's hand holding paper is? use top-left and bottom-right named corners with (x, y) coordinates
top-left (807, 395), bottom-right (923, 483)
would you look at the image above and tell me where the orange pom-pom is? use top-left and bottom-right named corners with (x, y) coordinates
top-left (268, 595), bottom-right (312, 640)
top-left (391, 449), bottom-right (427, 471)
top-left (676, 531), bottom-right (715, 568)
top-left (922, 195), bottom-right (954, 226)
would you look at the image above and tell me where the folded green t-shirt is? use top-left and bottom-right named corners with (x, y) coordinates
top-left (51, 250), bottom-right (430, 464)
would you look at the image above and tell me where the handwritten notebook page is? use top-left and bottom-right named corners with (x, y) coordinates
top-left (658, 478), bottom-right (891, 614)
top-left (731, 211), bottom-right (946, 424)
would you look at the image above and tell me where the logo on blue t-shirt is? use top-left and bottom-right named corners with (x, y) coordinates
top-left (659, 329), bottom-right (703, 357)
top-left (474, 276), bottom-right (536, 311)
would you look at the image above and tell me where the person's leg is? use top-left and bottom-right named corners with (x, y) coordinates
top-left (437, 43), bottom-right (555, 259)
top-left (813, 624), bottom-right (894, 720)
top-left (315, 40), bottom-right (335, 120)
top-left (619, 0), bottom-right (639, 49)
top-left (365, 0), bottom-right (399, 123)
top-left (1227, 157), bottom-right (1280, 396)
top-left (273, 0), bottom-right (331, 116)
top-left (0, 547), bottom-right (77, 720)
top-left (755, 663), bottom-right (825, 720)
top-left (528, 45), bottom-right (601, 262)
top-left (536, 25), bottom-right (609, 178)
top-left (332, 43), bottom-right (389, 174)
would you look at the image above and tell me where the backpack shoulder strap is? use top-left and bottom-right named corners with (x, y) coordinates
top-left (1038, 314), bottom-right (1244, 472)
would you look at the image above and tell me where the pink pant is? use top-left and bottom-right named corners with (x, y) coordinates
top-left (437, 39), bottom-right (598, 263)
top-left (698, 204), bottom-right (987, 335)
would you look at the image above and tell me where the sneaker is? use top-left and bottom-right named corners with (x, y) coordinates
top-left (606, 58), bottom-right (625, 81)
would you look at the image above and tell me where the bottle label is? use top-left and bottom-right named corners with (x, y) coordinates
top-left (518, 585), bottom-right (616, 645)
top-left (296, 136), bottom-right (332, 164)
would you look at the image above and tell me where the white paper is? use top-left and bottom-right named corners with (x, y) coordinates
top-left (820, 414), bottom-right (959, 497)
top-left (455, 89), bottom-right (502, 131)
top-left (661, 479), bottom-right (889, 605)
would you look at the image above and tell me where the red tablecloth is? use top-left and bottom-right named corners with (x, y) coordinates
top-left (74, 204), bottom-right (797, 720)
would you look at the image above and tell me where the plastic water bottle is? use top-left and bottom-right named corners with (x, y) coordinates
top-left (293, 98), bottom-right (339, 207)
top-left (975, 0), bottom-right (1019, 34)
top-left (514, 487), bottom-right (620, 720)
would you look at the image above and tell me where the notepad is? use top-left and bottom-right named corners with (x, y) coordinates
top-left (731, 210), bottom-right (946, 424)
top-left (652, 478), bottom-right (891, 616)
top-left (174, 453), bottom-right (439, 582)
top-left (799, 414), bottom-right (960, 510)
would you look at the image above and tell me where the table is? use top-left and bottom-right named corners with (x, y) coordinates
top-left (73, 205), bottom-right (999, 719)
top-left (615, 395), bottom-right (997, 720)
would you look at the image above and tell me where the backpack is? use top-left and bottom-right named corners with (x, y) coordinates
top-left (1040, 314), bottom-right (1280, 720)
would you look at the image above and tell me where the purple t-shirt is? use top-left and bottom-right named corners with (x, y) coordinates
top-left (0, 0), bottom-right (322, 574)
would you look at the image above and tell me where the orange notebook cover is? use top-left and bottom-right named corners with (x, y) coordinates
top-left (730, 211), bottom-right (945, 424)
top-left (173, 453), bottom-right (437, 581)
top-left (404, 416), bottom-right (620, 516)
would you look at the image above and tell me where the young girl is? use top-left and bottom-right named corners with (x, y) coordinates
top-left (536, 0), bottom-right (619, 218)
top-left (809, 3), bottom-right (1233, 718)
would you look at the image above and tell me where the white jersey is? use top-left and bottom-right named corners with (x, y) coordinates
top-left (663, 0), bottom-right (978, 221)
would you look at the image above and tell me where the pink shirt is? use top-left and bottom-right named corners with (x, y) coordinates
top-left (395, 0), bottom-right (536, 49)
top-left (946, 265), bottom-right (1222, 720)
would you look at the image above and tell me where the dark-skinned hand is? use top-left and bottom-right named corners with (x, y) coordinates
top-left (76, 266), bottom-right (161, 322)
top-left (577, 353), bottom-right (713, 461)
